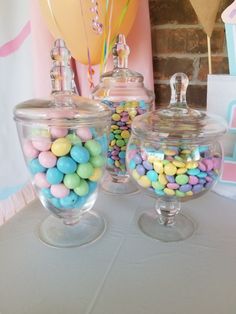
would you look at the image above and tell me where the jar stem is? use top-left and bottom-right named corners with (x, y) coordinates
top-left (155, 199), bottom-right (181, 226)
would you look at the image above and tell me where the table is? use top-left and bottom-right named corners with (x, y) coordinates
top-left (0, 191), bottom-right (236, 314)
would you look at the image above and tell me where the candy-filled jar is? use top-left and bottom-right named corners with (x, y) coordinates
top-left (126, 73), bottom-right (227, 242)
top-left (14, 40), bottom-right (111, 248)
top-left (92, 34), bottom-right (154, 195)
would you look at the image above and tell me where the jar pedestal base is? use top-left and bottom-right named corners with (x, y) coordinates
top-left (138, 210), bottom-right (195, 242)
top-left (38, 211), bottom-right (106, 248)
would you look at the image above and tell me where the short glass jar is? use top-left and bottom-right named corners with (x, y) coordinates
top-left (92, 34), bottom-right (154, 195)
top-left (14, 40), bottom-right (111, 248)
top-left (126, 73), bottom-right (227, 242)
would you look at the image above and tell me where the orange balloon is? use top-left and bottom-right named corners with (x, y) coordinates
top-left (38, 0), bottom-right (138, 65)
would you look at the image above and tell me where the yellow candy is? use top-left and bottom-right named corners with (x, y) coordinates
top-left (164, 149), bottom-right (177, 156)
top-left (147, 155), bottom-right (157, 164)
top-left (111, 125), bottom-right (118, 130)
top-left (121, 130), bottom-right (130, 139)
top-left (159, 174), bottom-right (168, 186)
top-left (164, 163), bottom-right (177, 176)
top-left (172, 160), bottom-right (186, 168)
top-left (121, 146), bottom-right (126, 151)
top-left (132, 169), bottom-right (140, 181)
top-left (177, 168), bottom-right (188, 174)
top-left (115, 160), bottom-right (120, 167)
top-left (186, 161), bottom-right (198, 169)
top-left (110, 140), bottom-right (116, 146)
top-left (130, 101), bottom-right (139, 107)
top-left (154, 161), bottom-right (164, 174)
top-left (138, 176), bottom-right (151, 188)
top-left (51, 137), bottom-right (71, 157)
top-left (116, 106), bottom-right (124, 113)
top-left (164, 188), bottom-right (175, 196)
top-left (89, 168), bottom-right (102, 182)
top-left (112, 113), bottom-right (121, 121)
top-left (186, 191), bottom-right (193, 196)
top-left (181, 150), bottom-right (191, 154)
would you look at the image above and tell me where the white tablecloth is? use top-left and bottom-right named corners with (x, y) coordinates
top-left (0, 191), bottom-right (236, 314)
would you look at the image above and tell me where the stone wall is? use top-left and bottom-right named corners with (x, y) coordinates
top-left (149, 0), bottom-right (232, 108)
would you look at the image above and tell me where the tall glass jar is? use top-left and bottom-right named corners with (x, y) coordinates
top-left (92, 34), bottom-right (154, 195)
top-left (14, 40), bottom-right (111, 248)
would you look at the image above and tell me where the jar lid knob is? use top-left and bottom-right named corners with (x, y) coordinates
top-left (167, 73), bottom-right (190, 114)
top-left (112, 34), bottom-right (130, 69)
top-left (50, 39), bottom-right (75, 94)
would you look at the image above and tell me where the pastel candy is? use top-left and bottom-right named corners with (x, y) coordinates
top-left (85, 140), bottom-right (102, 156)
top-left (179, 184), bottom-right (192, 193)
top-left (57, 156), bottom-right (77, 174)
top-left (38, 151), bottom-right (57, 168)
top-left (74, 179), bottom-right (89, 196)
top-left (32, 137), bottom-right (51, 152)
top-left (136, 164), bottom-right (146, 176)
top-left (70, 145), bottom-right (90, 163)
top-left (50, 127), bottom-right (68, 138)
top-left (46, 167), bottom-right (64, 184)
top-left (23, 140), bottom-right (39, 159)
top-left (146, 170), bottom-right (158, 181)
top-left (51, 138), bottom-right (71, 156)
top-left (50, 184), bottom-right (70, 198)
top-left (30, 158), bottom-right (46, 174)
top-left (188, 175), bottom-right (199, 185)
top-left (76, 127), bottom-right (93, 141)
top-left (187, 168), bottom-right (200, 176)
top-left (63, 173), bottom-right (81, 189)
top-left (60, 192), bottom-right (78, 208)
top-left (192, 184), bottom-right (204, 193)
top-left (77, 162), bottom-right (94, 179)
top-left (164, 163), bottom-right (177, 175)
top-left (138, 176), bottom-right (151, 188)
top-left (175, 174), bottom-right (189, 185)
top-left (167, 183), bottom-right (179, 189)
top-left (89, 167), bottom-right (102, 181)
top-left (34, 172), bottom-right (50, 188)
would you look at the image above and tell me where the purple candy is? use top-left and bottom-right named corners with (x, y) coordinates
top-left (206, 176), bottom-right (213, 182)
top-left (205, 182), bottom-right (213, 189)
top-left (198, 161), bottom-right (206, 172)
top-left (120, 158), bottom-right (126, 164)
top-left (111, 156), bottom-right (119, 160)
top-left (111, 150), bottom-right (119, 156)
top-left (166, 175), bottom-right (175, 183)
top-left (179, 184), bottom-right (192, 193)
top-left (199, 178), bottom-right (206, 185)
top-left (120, 126), bottom-right (129, 130)
top-left (136, 164), bottom-right (146, 176)
top-left (192, 184), bottom-right (203, 193)
top-left (134, 154), bottom-right (142, 164)
top-left (121, 117), bottom-right (129, 122)
top-left (143, 160), bottom-right (153, 170)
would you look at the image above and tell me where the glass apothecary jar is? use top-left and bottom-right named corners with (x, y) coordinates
top-left (126, 73), bottom-right (227, 242)
top-left (92, 34), bottom-right (154, 195)
top-left (14, 40), bottom-right (111, 248)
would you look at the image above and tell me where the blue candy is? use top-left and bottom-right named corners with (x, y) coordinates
top-left (155, 190), bottom-right (165, 196)
top-left (129, 159), bottom-right (136, 170)
top-left (118, 151), bottom-right (126, 159)
top-left (147, 170), bottom-right (158, 181)
top-left (187, 168), bottom-right (200, 176)
top-left (57, 156), bottom-right (77, 174)
top-left (179, 184), bottom-right (192, 193)
top-left (41, 188), bottom-right (53, 199)
top-left (46, 167), bottom-right (64, 184)
top-left (60, 192), bottom-right (78, 208)
top-left (196, 171), bottom-right (208, 178)
top-left (70, 145), bottom-right (90, 163)
top-left (50, 197), bottom-right (63, 208)
top-left (29, 158), bottom-right (46, 174)
top-left (88, 181), bottom-right (98, 194)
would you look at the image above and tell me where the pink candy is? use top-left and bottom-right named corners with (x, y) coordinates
top-left (50, 127), bottom-right (68, 138)
top-left (34, 173), bottom-right (50, 188)
top-left (76, 127), bottom-right (93, 141)
top-left (23, 140), bottom-right (39, 158)
top-left (50, 184), bottom-right (70, 198)
top-left (167, 183), bottom-right (179, 189)
top-left (32, 137), bottom-right (51, 152)
top-left (202, 159), bottom-right (214, 171)
top-left (188, 175), bottom-right (199, 185)
top-left (38, 151), bottom-right (57, 168)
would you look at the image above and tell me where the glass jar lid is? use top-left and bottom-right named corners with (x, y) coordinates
top-left (14, 95), bottom-right (111, 127)
top-left (131, 73), bottom-right (227, 142)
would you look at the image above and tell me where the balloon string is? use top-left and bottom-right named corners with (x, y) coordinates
top-left (103, 0), bottom-right (114, 73)
top-left (79, 0), bottom-right (95, 89)
top-left (100, 0), bottom-right (110, 74)
top-left (108, 0), bottom-right (131, 53)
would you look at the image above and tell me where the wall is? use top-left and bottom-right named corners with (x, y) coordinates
top-left (149, 0), bottom-right (232, 108)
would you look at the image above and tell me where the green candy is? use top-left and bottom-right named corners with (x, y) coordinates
top-left (116, 139), bottom-right (125, 147)
top-left (77, 162), bottom-right (94, 179)
top-left (63, 173), bottom-right (81, 189)
top-left (175, 174), bottom-right (189, 185)
top-left (66, 133), bottom-right (82, 145)
top-left (84, 140), bottom-right (102, 156)
top-left (74, 179), bottom-right (89, 196)
top-left (176, 190), bottom-right (186, 197)
top-left (152, 181), bottom-right (164, 190)
top-left (90, 155), bottom-right (106, 168)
